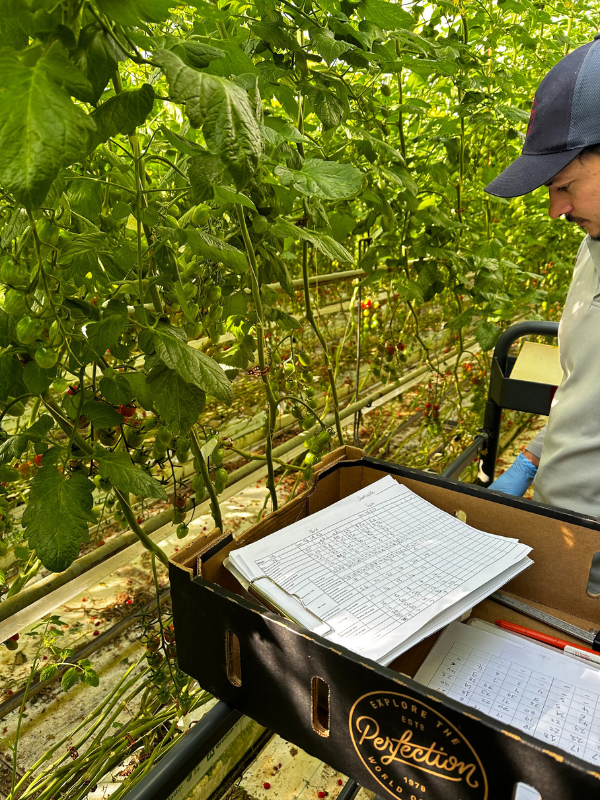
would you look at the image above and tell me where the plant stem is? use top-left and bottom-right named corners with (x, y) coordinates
top-left (114, 489), bottom-right (169, 566)
top-left (189, 429), bottom-right (223, 531)
top-left (235, 204), bottom-right (278, 511)
top-left (301, 242), bottom-right (344, 445)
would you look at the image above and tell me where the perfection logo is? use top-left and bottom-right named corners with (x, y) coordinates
top-left (349, 691), bottom-right (488, 800)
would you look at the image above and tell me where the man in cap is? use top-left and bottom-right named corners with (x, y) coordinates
top-left (483, 36), bottom-right (600, 516)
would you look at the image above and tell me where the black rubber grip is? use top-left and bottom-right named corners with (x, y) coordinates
top-left (593, 629), bottom-right (600, 652)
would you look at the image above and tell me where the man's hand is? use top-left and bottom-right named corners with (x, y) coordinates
top-left (489, 451), bottom-right (538, 496)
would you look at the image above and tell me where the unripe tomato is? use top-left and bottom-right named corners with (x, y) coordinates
top-left (212, 447), bottom-right (224, 466)
top-left (52, 378), bottom-right (69, 393)
top-left (192, 473), bottom-right (205, 495)
top-left (176, 523), bottom-right (189, 539)
top-left (2, 288), bottom-right (27, 316)
top-left (206, 285), bottom-right (222, 304)
top-left (214, 467), bottom-right (228, 483)
top-left (0, 258), bottom-right (28, 287)
top-left (381, 83), bottom-right (392, 97)
top-left (303, 466), bottom-right (313, 482)
top-left (182, 282), bottom-right (196, 300)
top-left (298, 351), bottom-right (312, 368)
top-left (35, 347), bottom-right (58, 369)
top-left (17, 315), bottom-right (43, 344)
top-left (172, 508), bottom-right (186, 524)
top-left (37, 219), bottom-right (60, 246)
top-left (157, 426), bottom-right (171, 444)
top-left (191, 204), bottom-right (211, 226)
top-left (48, 320), bottom-right (63, 346)
top-left (164, 214), bottom-right (179, 228)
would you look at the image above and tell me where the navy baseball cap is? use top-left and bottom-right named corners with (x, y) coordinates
top-left (485, 36), bottom-right (600, 198)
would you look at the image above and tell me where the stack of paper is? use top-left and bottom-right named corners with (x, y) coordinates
top-left (226, 475), bottom-right (532, 665)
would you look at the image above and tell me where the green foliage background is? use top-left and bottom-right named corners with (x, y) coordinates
top-left (0, 0), bottom-right (595, 578)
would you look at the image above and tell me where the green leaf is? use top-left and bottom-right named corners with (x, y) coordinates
top-left (86, 315), bottom-right (127, 358)
top-left (99, 374), bottom-right (133, 406)
top-left (0, 310), bottom-right (17, 347)
top-left (274, 159), bottom-right (362, 200)
top-left (23, 362), bottom-right (54, 395)
top-left (22, 467), bottom-right (96, 572)
top-left (82, 400), bottom-right (124, 428)
top-left (96, 0), bottom-right (178, 26)
top-left (187, 229), bottom-right (248, 273)
top-left (474, 320), bottom-right (502, 351)
top-left (148, 366), bottom-right (206, 435)
top-left (96, 450), bottom-right (168, 499)
top-left (71, 23), bottom-right (127, 105)
top-left (0, 353), bottom-right (26, 402)
top-left (360, 0), bottom-right (415, 30)
top-left (214, 186), bottom-right (257, 211)
top-left (82, 667), bottom-right (100, 687)
top-left (125, 373), bottom-right (154, 411)
top-left (90, 85), bottom-right (155, 149)
top-left (40, 664), bottom-right (59, 682)
top-left (0, 50), bottom-right (95, 208)
top-left (265, 308), bottom-right (302, 330)
top-left (153, 326), bottom-right (233, 405)
top-left (159, 124), bottom-right (204, 157)
top-left (309, 28), bottom-right (353, 65)
top-left (0, 0), bottom-right (33, 50)
top-left (0, 466), bottom-right (19, 482)
top-left (167, 39), bottom-right (225, 69)
top-left (269, 219), bottom-right (354, 264)
top-left (43, 47), bottom-right (95, 105)
top-left (313, 90), bottom-right (346, 131)
top-left (61, 666), bottom-right (80, 692)
top-left (153, 49), bottom-right (262, 189)
top-left (250, 21), bottom-right (302, 53)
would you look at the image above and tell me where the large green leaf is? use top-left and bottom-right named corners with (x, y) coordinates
top-left (22, 467), bottom-right (96, 572)
top-left (309, 28), bottom-right (353, 65)
top-left (96, 0), bottom-right (178, 26)
top-left (313, 90), bottom-right (346, 131)
top-left (153, 327), bottom-right (233, 405)
top-left (86, 314), bottom-right (127, 358)
top-left (99, 374), bottom-right (133, 406)
top-left (148, 366), bottom-right (206, 435)
top-left (153, 49), bottom-right (262, 189)
top-left (96, 451), bottom-right (167, 499)
top-left (359, 0), bottom-right (414, 30)
top-left (124, 373), bottom-right (154, 411)
top-left (274, 159), bottom-right (362, 200)
top-left (0, 352), bottom-right (26, 402)
top-left (23, 362), bottom-right (54, 395)
top-left (71, 23), bottom-right (127, 105)
top-left (187, 229), bottom-right (248, 273)
top-left (269, 219), bottom-right (354, 264)
top-left (0, 50), bottom-right (95, 208)
top-left (82, 400), bottom-right (125, 428)
top-left (90, 85), bottom-right (155, 149)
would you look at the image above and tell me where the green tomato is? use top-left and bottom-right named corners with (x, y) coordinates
top-left (157, 426), bottom-right (171, 444)
top-left (16, 315), bottom-right (43, 345)
top-left (192, 474), bottom-right (205, 494)
top-left (48, 320), bottom-right (63, 346)
top-left (0, 541), bottom-right (8, 558)
top-left (206, 285), bottom-right (222, 305)
top-left (298, 351), bottom-right (313, 368)
top-left (211, 447), bottom-right (224, 466)
top-left (172, 508), bottom-right (186, 524)
top-left (176, 523), bottom-right (189, 539)
top-left (0, 258), bottom-right (28, 287)
top-left (2, 288), bottom-right (27, 316)
top-left (164, 214), bottom-right (179, 228)
top-left (37, 219), bottom-right (60, 247)
top-left (52, 378), bottom-right (69, 393)
top-left (35, 347), bottom-right (58, 369)
top-left (182, 282), bottom-right (197, 300)
top-left (191, 204), bottom-right (211, 226)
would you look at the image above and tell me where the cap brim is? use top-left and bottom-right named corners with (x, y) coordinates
top-left (485, 148), bottom-right (585, 197)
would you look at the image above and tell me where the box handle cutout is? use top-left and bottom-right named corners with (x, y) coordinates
top-left (513, 783), bottom-right (541, 800)
top-left (225, 630), bottom-right (242, 687)
top-left (311, 676), bottom-right (330, 737)
top-left (587, 551), bottom-right (600, 598)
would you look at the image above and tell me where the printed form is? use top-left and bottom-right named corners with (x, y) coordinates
top-left (228, 476), bottom-right (532, 664)
top-left (416, 622), bottom-right (600, 766)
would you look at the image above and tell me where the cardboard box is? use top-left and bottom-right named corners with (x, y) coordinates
top-left (170, 447), bottom-right (600, 800)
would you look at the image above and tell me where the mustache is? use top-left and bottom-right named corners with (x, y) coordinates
top-left (565, 213), bottom-right (589, 225)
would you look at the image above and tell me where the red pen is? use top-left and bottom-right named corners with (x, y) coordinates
top-left (496, 619), bottom-right (600, 666)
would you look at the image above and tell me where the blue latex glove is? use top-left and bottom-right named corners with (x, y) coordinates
top-left (489, 452), bottom-right (537, 496)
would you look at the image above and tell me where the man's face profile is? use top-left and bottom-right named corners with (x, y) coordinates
top-left (546, 153), bottom-right (600, 240)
